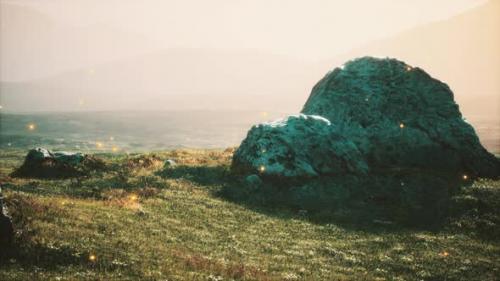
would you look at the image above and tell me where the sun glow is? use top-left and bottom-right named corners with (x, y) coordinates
top-left (27, 123), bottom-right (36, 131)
top-left (439, 251), bottom-right (450, 257)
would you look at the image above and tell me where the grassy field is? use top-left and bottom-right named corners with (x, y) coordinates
top-left (0, 148), bottom-right (499, 280)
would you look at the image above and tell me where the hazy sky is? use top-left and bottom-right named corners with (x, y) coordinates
top-left (1, 0), bottom-right (498, 124)
top-left (1, 0), bottom-right (488, 61)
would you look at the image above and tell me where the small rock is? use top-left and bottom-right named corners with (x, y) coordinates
top-left (136, 209), bottom-right (147, 217)
top-left (245, 174), bottom-right (263, 188)
top-left (298, 210), bottom-right (308, 216)
top-left (372, 219), bottom-right (394, 225)
top-left (163, 159), bottom-right (177, 168)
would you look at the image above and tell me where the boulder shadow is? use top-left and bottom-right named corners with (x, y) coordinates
top-left (153, 162), bottom-right (481, 233)
top-left (213, 169), bottom-right (480, 233)
top-left (154, 163), bottom-right (478, 232)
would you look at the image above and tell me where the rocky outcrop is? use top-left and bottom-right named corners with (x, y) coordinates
top-left (232, 57), bottom-right (500, 179)
top-left (0, 188), bottom-right (13, 247)
top-left (11, 148), bottom-right (106, 179)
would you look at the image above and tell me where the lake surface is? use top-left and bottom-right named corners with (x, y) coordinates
top-left (1, 111), bottom-right (498, 154)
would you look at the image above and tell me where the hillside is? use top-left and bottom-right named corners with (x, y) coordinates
top-left (1, 148), bottom-right (500, 280)
top-left (0, 49), bottom-right (317, 112)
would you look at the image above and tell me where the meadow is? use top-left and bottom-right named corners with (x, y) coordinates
top-left (0, 148), bottom-right (499, 280)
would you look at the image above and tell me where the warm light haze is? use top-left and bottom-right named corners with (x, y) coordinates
top-left (1, 2), bottom-right (500, 280)
top-left (0, 0), bottom-right (499, 149)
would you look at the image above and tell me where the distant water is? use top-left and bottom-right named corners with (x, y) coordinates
top-left (0, 111), bottom-right (498, 154)
top-left (0, 111), bottom-right (286, 152)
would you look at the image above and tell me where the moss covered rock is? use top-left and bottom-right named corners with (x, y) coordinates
top-left (301, 57), bottom-right (499, 178)
top-left (233, 57), bottom-right (499, 180)
top-left (232, 114), bottom-right (368, 178)
top-left (11, 148), bottom-right (106, 179)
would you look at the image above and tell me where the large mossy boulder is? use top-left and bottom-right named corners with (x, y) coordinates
top-left (233, 57), bottom-right (499, 180)
top-left (301, 57), bottom-right (499, 178)
top-left (11, 148), bottom-right (106, 179)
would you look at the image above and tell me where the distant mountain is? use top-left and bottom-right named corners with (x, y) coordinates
top-left (318, 0), bottom-right (500, 120)
top-left (0, 48), bottom-right (319, 112)
top-left (0, 3), bottom-right (159, 81)
top-left (1, 1), bottom-right (498, 118)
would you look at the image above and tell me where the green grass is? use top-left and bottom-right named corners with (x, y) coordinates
top-left (0, 148), bottom-right (499, 280)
